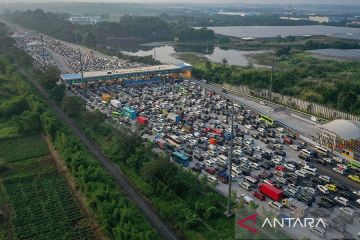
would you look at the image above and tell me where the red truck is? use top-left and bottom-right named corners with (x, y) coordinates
top-left (137, 116), bottom-right (149, 125)
top-left (258, 183), bottom-right (284, 202)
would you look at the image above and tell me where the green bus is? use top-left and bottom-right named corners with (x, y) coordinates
top-left (348, 161), bottom-right (360, 170)
top-left (112, 111), bottom-right (121, 116)
top-left (260, 114), bottom-right (276, 127)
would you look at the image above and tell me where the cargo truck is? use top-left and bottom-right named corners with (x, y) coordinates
top-left (110, 99), bottom-right (121, 108)
top-left (258, 183), bottom-right (284, 202)
top-left (167, 113), bottom-right (180, 123)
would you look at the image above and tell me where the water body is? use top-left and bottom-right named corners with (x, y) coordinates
top-left (206, 25), bottom-right (360, 40)
top-left (122, 45), bottom-right (266, 66)
top-left (309, 48), bottom-right (360, 61)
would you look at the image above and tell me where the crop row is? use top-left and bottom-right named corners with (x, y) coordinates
top-left (4, 173), bottom-right (95, 240)
top-left (0, 135), bottom-right (49, 163)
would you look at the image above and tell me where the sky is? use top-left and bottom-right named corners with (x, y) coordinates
top-left (0, 0), bottom-right (359, 4)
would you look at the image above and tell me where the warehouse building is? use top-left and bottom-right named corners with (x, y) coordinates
top-left (318, 119), bottom-right (360, 160)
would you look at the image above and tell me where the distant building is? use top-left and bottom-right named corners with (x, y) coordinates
top-left (348, 21), bottom-right (360, 26)
top-left (309, 16), bottom-right (329, 23)
top-left (69, 16), bottom-right (102, 25)
top-left (318, 119), bottom-right (360, 160)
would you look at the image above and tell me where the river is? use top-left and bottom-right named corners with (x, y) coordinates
top-left (122, 45), bottom-right (267, 66)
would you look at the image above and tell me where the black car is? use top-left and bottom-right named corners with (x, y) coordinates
top-left (191, 166), bottom-right (201, 173)
top-left (274, 150), bottom-right (286, 157)
top-left (338, 191), bottom-right (356, 200)
top-left (336, 184), bottom-right (350, 192)
top-left (316, 158), bottom-right (327, 165)
top-left (320, 196), bottom-right (335, 204)
top-left (249, 157), bottom-right (258, 163)
top-left (258, 171), bottom-right (273, 179)
top-left (261, 152), bottom-right (272, 160)
top-left (260, 162), bottom-right (271, 170)
top-left (318, 201), bottom-right (332, 209)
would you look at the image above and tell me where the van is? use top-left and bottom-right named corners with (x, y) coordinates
top-left (244, 176), bottom-right (258, 186)
top-left (309, 227), bottom-right (326, 237)
top-left (302, 166), bottom-right (317, 176)
top-left (339, 207), bottom-right (355, 217)
top-left (218, 155), bottom-right (229, 165)
top-left (239, 181), bottom-right (252, 191)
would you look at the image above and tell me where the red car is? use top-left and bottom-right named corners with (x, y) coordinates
top-left (205, 167), bottom-right (216, 175)
top-left (253, 191), bottom-right (266, 201)
top-left (283, 136), bottom-right (293, 144)
top-left (275, 165), bottom-right (286, 171)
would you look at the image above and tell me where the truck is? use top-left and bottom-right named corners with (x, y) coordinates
top-left (101, 93), bottom-right (112, 102)
top-left (167, 113), bottom-right (180, 123)
top-left (258, 183), bottom-right (284, 202)
top-left (110, 99), bottom-right (121, 108)
top-left (122, 106), bottom-right (137, 120)
top-left (137, 116), bottom-right (149, 125)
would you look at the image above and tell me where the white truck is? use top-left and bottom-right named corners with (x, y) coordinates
top-left (110, 99), bottom-right (121, 108)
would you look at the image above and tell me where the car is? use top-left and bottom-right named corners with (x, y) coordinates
top-left (317, 185), bottom-right (329, 194)
top-left (325, 184), bottom-right (337, 192)
top-left (357, 199), bottom-right (360, 205)
top-left (207, 175), bottom-right (218, 183)
top-left (319, 175), bottom-right (331, 183)
top-left (348, 175), bottom-right (360, 183)
top-left (272, 158), bottom-right (283, 165)
top-left (274, 150), bottom-right (286, 157)
top-left (284, 188), bottom-right (297, 198)
top-left (290, 144), bottom-right (301, 151)
top-left (277, 127), bottom-right (284, 132)
top-left (249, 162), bottom-right (260, 170)
top-left (284, 163), bottom-right (296, 171)
top-left (192, 166), bottom-right (202, 173)
top-left (338, 191), bottom-right (356, 201)
top-left (333, 156), bottom-right (344, 164)
top-left (353, 190), bottom-right (360, 197)
top-left (318, 200), bottom-right (332, 209)
top-left (288, 183), bottom-right (301, 192)
top-left (258, 171), bottom-right (272, 179)
top-left (275, 165), bottom-right (286, 171)
top-left (304, 187), bottom-right (317, 195)
top-left (205, 167), bottom-right (216, 175)
top-left (275, 177), bottom-right (287, 185)
top-left (268, 201), bottom-right (283, 210)
top-left (295, 170), bottom-right (307, 177)
top-left (254, 146), bottom-right (261, 152)
top-left (253, 191), bottom-right (266, 201)
top-left (260, 162), bottom-right (271, 170)
top-left (334, 196), bottom-right (349, 206)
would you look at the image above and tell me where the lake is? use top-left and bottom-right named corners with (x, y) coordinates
top-left (122, 45), bottom-right (267, 66)
top-left (206, 25), bottom-right (360, 40)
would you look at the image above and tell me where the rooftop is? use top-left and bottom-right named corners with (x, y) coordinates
top-left (321, 119), bottom-right (360, 140)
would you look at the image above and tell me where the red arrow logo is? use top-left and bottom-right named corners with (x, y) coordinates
top-left (237, 213), bottom-right (258, 233)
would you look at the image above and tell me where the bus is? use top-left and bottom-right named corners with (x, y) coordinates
top-left (259, 114), bottom-right (276, 127)
top-left (112, 111), bottom-right (121, 116)
top-left (348, 161), bottom-right (360, 170)
top-left (165, 134), bottom-right (181, 149)
top-left (172, 151), bottom-right (189, 167)
top-left (314, 146), bottom-right (329, 156)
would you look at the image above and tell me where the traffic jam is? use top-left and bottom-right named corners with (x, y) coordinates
top-left (71, 79), bottom-right (360, 239)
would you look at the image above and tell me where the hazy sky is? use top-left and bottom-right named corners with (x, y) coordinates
top-left (0, 0), bottom-right (359, 4)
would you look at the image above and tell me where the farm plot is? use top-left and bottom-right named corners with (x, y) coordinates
top-left (0, 135), bottom-right (49, 162)
top-left (3, 173), bottom-right (97, 240)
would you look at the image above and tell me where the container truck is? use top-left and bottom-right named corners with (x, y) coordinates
top-left (110, 99), bottom-right (121, 108)
top-left (101, 93), bottom-right (112, 102)
top-left (167, 113), bottom-right (180, 123)
top-left (137, 116), bottom-right (149, 125)
top-left (258, 183), bottom-right (284, 202)
top-left (122, 106), bottom-right (137, 120)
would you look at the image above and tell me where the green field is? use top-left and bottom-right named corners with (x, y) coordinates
top-left (0, 136), bottom-right (97, 240)
top-left (0, 135), bottom-right (49, 163)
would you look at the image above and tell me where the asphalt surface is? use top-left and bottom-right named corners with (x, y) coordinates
top-left (19, 68), bottom-right (180, 240)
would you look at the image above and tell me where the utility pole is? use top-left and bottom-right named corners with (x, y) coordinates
top-left (153, 47), bottom-right (157, 61)
top-left (226, 102), bottom-right (235, 217)
top-left (269, 53), bottom-right (274, 101)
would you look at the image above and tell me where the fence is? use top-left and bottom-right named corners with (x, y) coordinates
top-left (222, 83), bottom-right (360, 122)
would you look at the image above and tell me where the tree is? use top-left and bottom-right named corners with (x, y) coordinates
top-left (338, 91), bottom-right (357, 112)
top-left (84, 32), bottom-right (97, 49)
top-left (61, 96), bottom-right (85, 117)
top-left (39, 67), bottom-right (60, 90)
top-left (222, 58), bottom-right (228, 66)
top-left (49, 84), bottom-right (66, 102)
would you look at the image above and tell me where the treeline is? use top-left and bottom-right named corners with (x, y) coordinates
top-left (193, 57), bottom-right (360, 115)
top-left (2, 9), bottom-right (216, 49)
top-left (302, 40), bottom-right (360, 50)
top-left (0, 22), bottom-right (159, 240)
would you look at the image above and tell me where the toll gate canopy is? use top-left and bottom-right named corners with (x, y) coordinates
top-left (60, 63), bottom-right (192, 85)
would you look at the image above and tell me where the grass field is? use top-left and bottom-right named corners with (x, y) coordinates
top-left (0, 135), bottom-right (97, 240)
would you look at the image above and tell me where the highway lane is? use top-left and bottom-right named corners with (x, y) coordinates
top-left (18, 67), bottom-right (180, 240)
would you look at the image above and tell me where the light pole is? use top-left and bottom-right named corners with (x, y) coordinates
top-left (226, 102), bottom-right (235, 217)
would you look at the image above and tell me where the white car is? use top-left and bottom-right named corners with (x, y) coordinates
top-left (277, 127), bottom-right (284, 132)
top-left (272, 158), bottom-right (283, 165)
top-left (333, 156), bottom-right (344, 164)
top-left (317, 185), bottom-right (329, 194)
top-left (204, 160), bottom-right (215, 167)
top-left (357, 199), bottom-right (360, 205)
top-left (353, 190), bottom-right (360, 197)
top-left (207, 175), bottom-right (218, 183)
top-left (245, 124), bottom-right (253, 130)
top-left (249, 162), bottom-right (260, 170)
top-left (284, 163), bottom-right (296, 172)
top-left (319, 175), bottom-right (331, 183)
top-left (234, 149), bottom-right (243, 156)
top-left (295, 170), bottom-right (307, 177)
top-left (268, 201), bottom-right (283, 210)
top-left (290, 145), bottom-right (301, 151)
top-left (254, 146), bottom-right (261, 152)
top-left (260, 101), bottom-right (267, 106)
